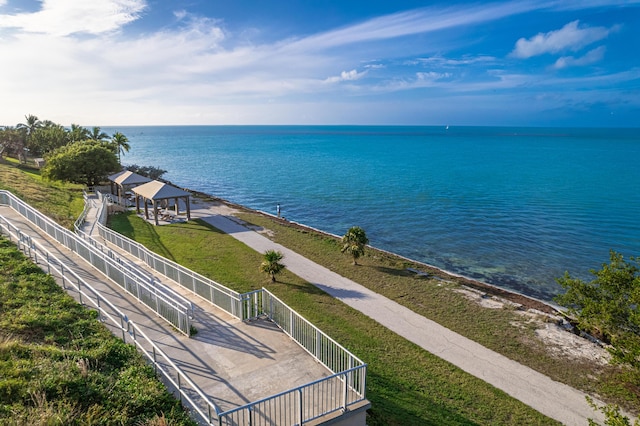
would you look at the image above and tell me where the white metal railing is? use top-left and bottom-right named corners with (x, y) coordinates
top-left (262, 290), bottom-right (366, 378)
top-left (0, 190), bottom-right (192, 335)
top-left (218, 366), bottom-right (366, 426)
top-left (0, 213), bottom-right (221, 424)
top-left (74, 189), bottom-right (93, 238)
top-left (89, 191), bottom-right (368, 424)
top-left (77, 192), bottom-right (195, 321)
top-left (1, 190), bottom-right (369, 424)
top-left (94, 191), bottom-right (246, 319)
top-left (213, 289), bottom-right (367, 424)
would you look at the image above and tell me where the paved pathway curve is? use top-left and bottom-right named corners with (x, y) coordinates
top-left (194, 206), bottom-right (606, 426)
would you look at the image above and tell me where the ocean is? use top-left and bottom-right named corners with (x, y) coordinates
top-left (103, 125), bottom-right (640, 302)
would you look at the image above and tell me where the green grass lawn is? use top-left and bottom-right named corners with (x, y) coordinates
top-left (0, 236), bottom-right (197, 425)
top-left (0, 159), bottom-right (84, 229)
top-left (109, 212), bottom-right (560, 425)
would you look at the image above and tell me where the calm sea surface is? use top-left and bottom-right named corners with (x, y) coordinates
top-left (104, 125), bottom-right (640, 301)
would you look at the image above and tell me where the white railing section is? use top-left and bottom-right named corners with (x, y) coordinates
top-left (1, 191), bottom-right (368, 424)
top-left (218, 366), bottom-right (366, 426)
top-left (73, 190), bottom-right (94, 238)
top-left (89, 191), bottom-right (368, 424)
top-left (262, 290), bottom-right (366, 379)
top-left (0, 191), bottom-right (192, 336)
top-left (76, 192), bottom-right (195, 321)
top-left (0, 214), bottom-right (222, 424)
top-left (217, 289), bottom-right (367, 425)
top-left (94, 191), bottom-right (247, 320)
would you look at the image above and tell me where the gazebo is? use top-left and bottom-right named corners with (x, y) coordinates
top-left (131, 180), bottom-right (191, 225)
top-left (108, 170), bottom-right (152, 206)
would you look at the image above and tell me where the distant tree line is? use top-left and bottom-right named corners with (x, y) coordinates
top-left (0, 114), bottom-right (165, 186)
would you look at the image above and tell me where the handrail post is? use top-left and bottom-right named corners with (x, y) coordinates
top-left (298, 387), bottom-right (304, 426)
top-left (343, 370), bottom-right (349, 411)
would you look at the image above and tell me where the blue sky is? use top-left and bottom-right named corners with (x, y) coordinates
top-left (0, 1), bottom-right (638, 127)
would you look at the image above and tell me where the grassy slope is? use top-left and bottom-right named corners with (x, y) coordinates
top-left (0, 237), bottom-right (196, 425)
top-left (109, 213), bottom-right (559, 425)
top-left (0, 158), bottom-right (84, 229)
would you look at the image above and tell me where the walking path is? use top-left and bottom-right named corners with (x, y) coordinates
top-left (190, 202), bottom-right (607, 426)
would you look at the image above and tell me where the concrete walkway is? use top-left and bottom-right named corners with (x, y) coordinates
top-left (191, 204), bottom-right (606, 426)
top-left (0, 204), bottom-right (332, 419)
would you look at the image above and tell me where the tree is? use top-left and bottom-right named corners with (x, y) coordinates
top-left (88, 126), bottom-right (109, 142)
top-left (28, 122), bottom-right (68, 156)
top-left (111, 132), bottom-right (130, 164)
top-left (15, 114), bottom-right (41, 163)
top-left (341, 226), bottom-right (369, 265)
top-left (587, 397), bottom-right (639, 426)
top-left (124, 164), bottom-right (167, 180)
top-left (0, 126), bottom-right (26, 158)
top-left (42, 141), bottom-right (120, 186)
top-left (555, 251), bottom-right (640, 370)
top-left (16, 114), bottom-right (42, 137)
top-left (68, 124), bottom-right (90, 142)
top-left (260, 250), bottom-right (286, 282)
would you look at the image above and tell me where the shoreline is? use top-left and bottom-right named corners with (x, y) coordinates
top-left (185, 186), bottom-right (560, 315)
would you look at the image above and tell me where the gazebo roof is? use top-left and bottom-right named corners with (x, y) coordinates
top-left (108, 170), bottom-right (152, 186)
top-left (132, 180), bottom-right (190, 200)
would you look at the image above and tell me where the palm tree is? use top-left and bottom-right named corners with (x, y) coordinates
top-left (111, 132), bottom-right (130, 164)
top-left (15, 114), bottom-right (41, 163)
top-left (260, 250), bottom-right (286, 282)
top-left (341, 226), bottom-right (369, 265)
top-left (68, 124), bottom-right (90, 142)
top-left (16, 114), bottom-right (42, 137)
top-left (89, 126), bottom-right (109, 142)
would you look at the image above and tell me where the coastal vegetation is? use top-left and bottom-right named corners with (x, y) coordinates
top-left (556, 251), bottom-right (640, 371)
top-left (230, 209), bottom-right (640, 415)
top-left (0, 157), bottom-right (84, 229)
top-left (260, 249), bottom-right (286, 282)
top-left (0, 115), bottom-right (125, 164)
top-left (42, 141), bottom-right (120, 187)
top-left (341, 225), bottom-right (369, 265)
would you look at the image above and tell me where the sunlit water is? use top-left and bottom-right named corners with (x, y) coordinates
top-left (105, 125), bottom-right (640, 301)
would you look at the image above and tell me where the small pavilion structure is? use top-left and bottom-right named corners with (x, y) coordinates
top-left (131, 180), bottom-right (191, 225)
top-left (108, 170), bottom-right (152, 206)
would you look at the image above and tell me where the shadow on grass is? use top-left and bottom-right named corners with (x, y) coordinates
top-left (280, 279), bottom-right (370, 300)
top-left (191, 218), bottom-right (226, 234)
top-left (276, 281), bottom-right (327, 296)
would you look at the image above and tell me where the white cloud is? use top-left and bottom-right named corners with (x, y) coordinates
top-left (325, 69), bottom-right (367, 83)
top-left (416, 71), bottom-right (452, 81)
top-left (553, 46), bottom-right (606, 69)
top-left (511, 20), bottom-right (612, 58)
top-left (412, 55), bottom-right (496, 67)
top-left (0, 0), bottom-right (146, 36)
top-left (284, 1), bottom-right (538, 53)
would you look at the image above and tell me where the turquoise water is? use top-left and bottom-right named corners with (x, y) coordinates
top-left (105, 125), bottom-right (640, 301)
